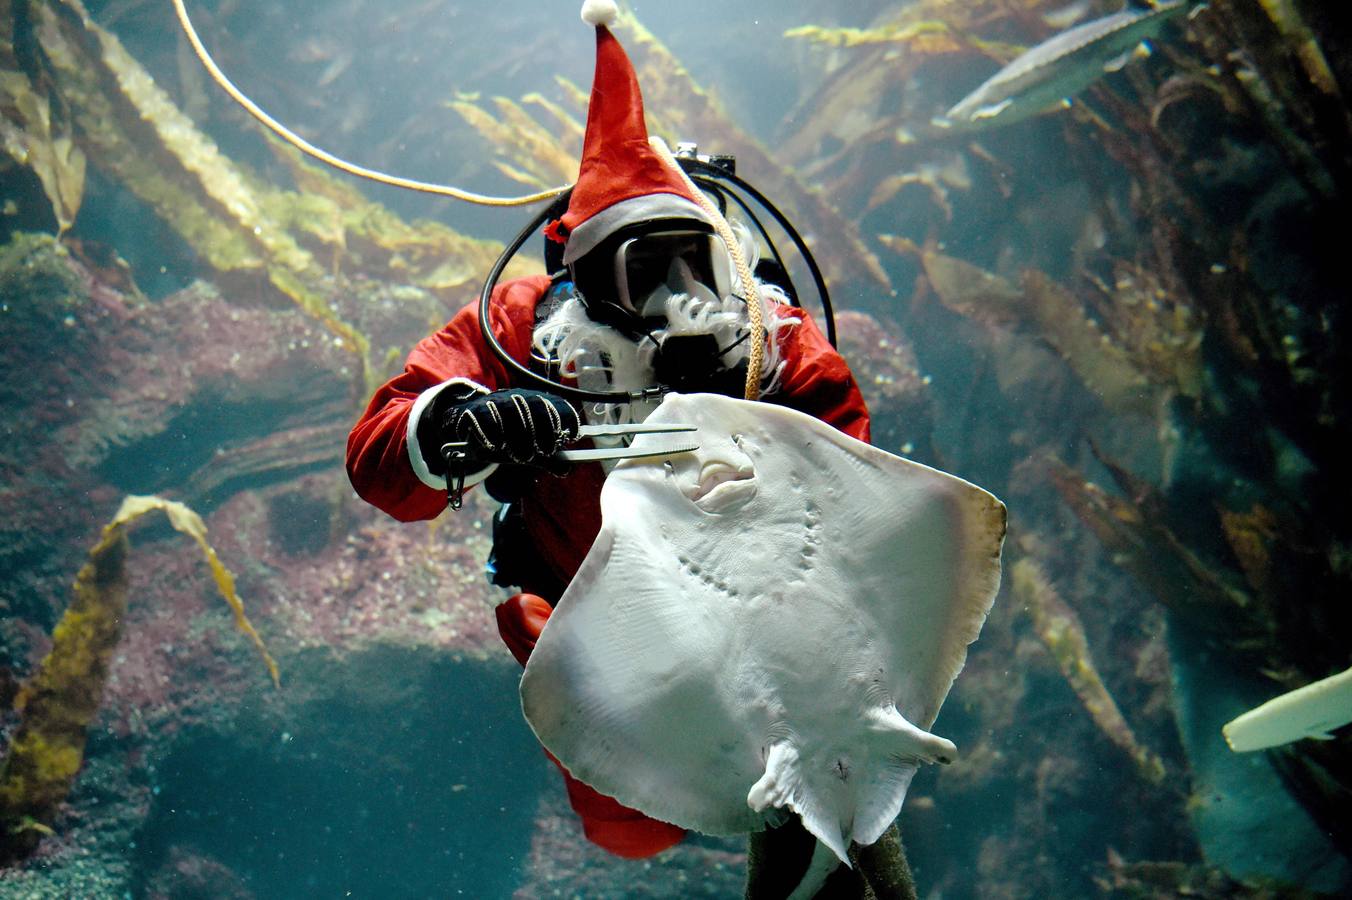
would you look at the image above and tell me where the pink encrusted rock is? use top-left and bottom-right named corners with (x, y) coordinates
top-left (834, 309), bottom-right (937, 462)
top-left (514, 791), bottom-right (747, 899)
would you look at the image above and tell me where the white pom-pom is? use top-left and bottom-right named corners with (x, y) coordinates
top-left (581, 0), bottom-right (619, 27)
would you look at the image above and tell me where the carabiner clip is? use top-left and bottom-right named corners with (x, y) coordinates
top-left (440, 442), bottom-right (472, 510)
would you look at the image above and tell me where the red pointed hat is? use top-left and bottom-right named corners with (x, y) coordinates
top-left (552, 0), bottom-right (712, 266)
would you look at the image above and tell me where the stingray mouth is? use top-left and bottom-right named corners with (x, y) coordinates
top-left (688, 460), bottom-right (757, 512)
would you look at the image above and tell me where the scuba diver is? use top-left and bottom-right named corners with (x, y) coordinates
top-left (345, 0), bottom-right (870, 861)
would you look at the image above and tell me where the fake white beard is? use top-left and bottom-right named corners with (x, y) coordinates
top-left (532, 230), bottom-right (798, 426)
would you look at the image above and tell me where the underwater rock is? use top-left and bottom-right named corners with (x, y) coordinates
top-left (0, 474), bottom-right (545, 891)
top-left (0, 225), bottom-right (535, 885)
top-left (0, 749), bottom-right (145, 898)
top-left (121, 646), bottom-right (548, 899)
top-left (65, 279), bottom-right (355, 492)
top-left (0, 232), bottom-right (128, 643)
top-left (1169, 623), bottom-right (1351, 892)
top-left (0, 234), bottom-right (362, 525)
top-left (515, 789), bottom-right (746, 899)
top-left (142, 847), bottom-right (256, 900)
top-left (834, 309), bottom-right (938, 463)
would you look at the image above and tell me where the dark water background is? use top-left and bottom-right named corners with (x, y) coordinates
top-left (2, 0), bottom-right (1349, 897)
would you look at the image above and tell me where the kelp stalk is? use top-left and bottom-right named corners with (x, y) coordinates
top-left (1013, 555), bottom-right (1167, 785)
top-left (0, 495), bottom-right (277, 862)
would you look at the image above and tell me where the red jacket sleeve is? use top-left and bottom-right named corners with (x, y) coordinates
top-left (770, 308), bottom-right (871, 444)
top-left (345, 275), bottom-right (551, 521)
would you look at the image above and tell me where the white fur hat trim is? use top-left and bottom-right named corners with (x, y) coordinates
top-left (581, 0), bottom-right (619, 27)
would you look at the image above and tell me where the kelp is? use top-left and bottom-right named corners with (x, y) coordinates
top-left (1181, 0), bottom-right (1351, 201)
top-left (1255, 0), bottom-right (1341, 101)
top-left (1217, 504), bottom-right (1278, 604)
top-left (882, 228), bottom-right (1205, 419)
top-left (0, 1), bottom-right (86, 233)
top-left (772, 0), bottom-right (1352, 882)
top-left (6, 0), bottom-right (529, 397)
top-left (1027, 0), bottom-right (1352, 685)
top-left (1044, 451), bottom-right (1275, 659)
top-left (774, 0), bottom-right (1048, 168)
top-left (1018, 270), bottom-right (1156, 414)
top-left (266, 140), bottom-right (522, 295)
top-left (799, 0), bottom-right (1048, 41)
top-left (784, 20), bottom-right (1021, 65)
top-left (15, 0), bottom-right (370, 384)
top-left (613, 8), bottom-right (892, 298)
top-left (884, 236), bottom-right (1169, 416)
top-left (1013, 553), bottom-right (1166, 785)
top-left (784, 21), bottom-right (967, 55)
top-left (448, 94), bottom-right (577, 190)
top-left (522, 90), bottom-right (585, 148)
top-left (0, 72), bottom-right (85, 233)
top-left (863, 153), bottom-right (971, 223)
top-left (1084, 259), bottom-right (1204, 400)
top-left (0, 495), bottom-right (276, 862)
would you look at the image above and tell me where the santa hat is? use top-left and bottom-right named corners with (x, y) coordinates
top-left (550, 0), bottom-right (713, 266)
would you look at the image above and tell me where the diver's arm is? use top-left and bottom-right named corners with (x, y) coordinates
top-left (768, 308), bottom-right (872, 444)
top-left (346, 275), bottom-right (552, 521)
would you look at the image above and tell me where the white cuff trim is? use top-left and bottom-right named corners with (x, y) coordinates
top-left (407, 378), bottom-right (498, 492)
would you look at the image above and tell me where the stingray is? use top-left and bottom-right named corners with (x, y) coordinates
top-left (520, 392), bottom-right (1006, 861)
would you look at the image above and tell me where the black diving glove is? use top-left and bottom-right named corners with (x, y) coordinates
top-left (426, 388), bottom-right (581, 469)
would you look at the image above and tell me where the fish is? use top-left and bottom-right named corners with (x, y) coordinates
top-left (936, 0), bottom-right (1193, 131)
top-left (1223, 665), bottom-right (1352, 752)
top-left (519, 392), bottom-right (1006, 862)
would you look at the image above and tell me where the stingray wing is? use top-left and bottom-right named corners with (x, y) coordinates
top-left (520, 466), bottom-right (765, 834)
top-left (807, 425), bottom-right (1007, 729)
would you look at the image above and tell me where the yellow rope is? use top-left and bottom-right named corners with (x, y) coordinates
top-left (650, 137), bottom-right (765, 401)
top-left (171, 0), bottom-right (568, 206)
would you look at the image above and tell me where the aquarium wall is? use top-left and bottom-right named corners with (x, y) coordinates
top-left (1, 0), bottom-right (1349, 897)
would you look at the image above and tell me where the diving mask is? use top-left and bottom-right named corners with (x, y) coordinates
top-left (611, 229), bottom-right (734, 318)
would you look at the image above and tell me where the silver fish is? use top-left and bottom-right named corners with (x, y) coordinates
top-left (937, 0), bottom-right (1193, 130)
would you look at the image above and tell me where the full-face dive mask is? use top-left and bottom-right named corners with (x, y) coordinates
top-left (568, 220), bottom-right (750, 395)
top-left (570, 221), bottom-right (733, 334)
top-left (614, 228), bottom-right (733, 317)
top-left (565, 217), bottom-right (751, 391)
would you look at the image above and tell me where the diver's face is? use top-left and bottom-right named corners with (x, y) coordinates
top-left (571, 224), bottom-right (734, 329)
top-left (613, 230), bottom-right (733, 317)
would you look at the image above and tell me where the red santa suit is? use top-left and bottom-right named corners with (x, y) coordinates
top-left (347, 273), bottom-right (870, 586)
top-left (345, 275), bottom-right (869, 858)
top-left (345, 0), bottom-right (871, 862)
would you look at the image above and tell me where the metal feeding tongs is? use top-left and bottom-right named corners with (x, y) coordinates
top-left (440, 422), bottom-right (699, 509)
top-left (556, 422), bottom-right (699, 461)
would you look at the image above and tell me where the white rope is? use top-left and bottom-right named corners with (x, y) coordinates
top-left (171, 0), bottom-right (568, 206)
top-left (650, 137), bottom-right (765, 401)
